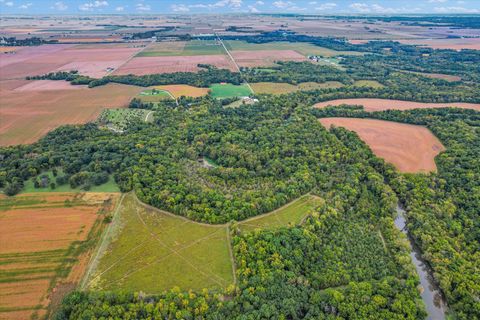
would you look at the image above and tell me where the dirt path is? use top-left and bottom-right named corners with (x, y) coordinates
top-left (80, 193), bottom-right (125, 290)
top-left (216, 34), bottom-right (255, 94)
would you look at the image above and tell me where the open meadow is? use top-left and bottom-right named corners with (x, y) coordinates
top-left (238, 195), bottom-right (324, 232)
top-left (319, 117), bottom-right (446, 173)
top-left (84, 193), bottom-right (234, 293)
top-left (0, 193), bottom-right (119, 320)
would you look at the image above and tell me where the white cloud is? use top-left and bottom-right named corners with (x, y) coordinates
top-left (315, 2), bottom-right (337, 10)
top-left (18, 2), bottom-right (31, 9)
top-left (309, 1), bottom-right (317, 4)
top-left (115, 6), bottom-right (124, 11)
top-left (2, 1), bottom-right (14, 6)
top-left (248, 5), bottom-right (259, 12)
top-left (211, 0), bottom-right (243, 8)
top-left (349, 2), bottom-right (416, 13)
top-left (52, 1), bottom-right (67, 10)
top-left (136, 2), bottom-right (151, 11)
top-left (434, 6), bottom-right (479, 12)
top-left (255, 0), bottom-right (265, 5)
top-left (171, 4), bottom-right (189, 12)
top-left (273, 1), bottom-right (293, 8)
top-left (349, 2), bottom-right (370, 12)
top-left (79, 1), bottom-right (108, 11)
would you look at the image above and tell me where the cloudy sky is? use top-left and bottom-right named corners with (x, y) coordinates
top-left (0, 0), bottom-right (478, 14)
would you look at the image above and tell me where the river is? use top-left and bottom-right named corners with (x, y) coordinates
top-left (394, 205), bottom-right (448, 320)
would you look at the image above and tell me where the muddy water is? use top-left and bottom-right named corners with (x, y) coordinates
top-left (394, 205), bottom-right (447, 320)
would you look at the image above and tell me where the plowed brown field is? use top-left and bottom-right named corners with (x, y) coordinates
top-left (319, 117), bottom-right (445, 173)
top-left (0, 83), bottom-right (142, 146)
top-left (231, 50), bottom-right (307, 67)
top-left (114, 55), bottom-right (236, 75)
top-left (0, 193), bottom-right (119, 320)
top-left (314, 98), bottom-right (480, 112)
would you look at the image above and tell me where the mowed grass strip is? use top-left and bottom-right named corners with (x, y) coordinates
top-left (87, 193), bottom-right (233, 293)
top-left (238, 195), bottom-right (324, 232)
top-left (224, 40), bottom-right (364, 57)
top-left (209, 83), bottom-right (252, 99)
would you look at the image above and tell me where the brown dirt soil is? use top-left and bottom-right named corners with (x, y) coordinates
top-left (231, 50), bottom-right (307, 67)
top-left (0, 193), bottom-right (119, 320)
top-left (319, 117), bottom-right (445, 173)
top-left (314, 98), bottom-right (480, 112)
top-left (398, 38), bottom-right (480, 50)
top-left (0, 83), bottom-right (142, 146)
top-left (14, 80), bottom-right (85, 91)
top-left (0, 44), bottom-right (141, 80)
top-left (154, 85), bottom-right (210, 98)
top-left (114, 55), bottom-right (236, 75)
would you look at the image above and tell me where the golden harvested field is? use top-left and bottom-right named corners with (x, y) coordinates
top-left (319, 117), bottom-right (445, 173)
top-left (314, 98), bottom-right (480, 112)
top-left (153, 85), bottom-right (210, 98)
top-left (0, 83), bottom-right (142, 146)
top-left (231, 50), bottom-right (307, 67)
top-left (0, 193), bottom-right (119, 320)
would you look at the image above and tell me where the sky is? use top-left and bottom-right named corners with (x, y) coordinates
top-left (0, 0), bottom-right (479, 14)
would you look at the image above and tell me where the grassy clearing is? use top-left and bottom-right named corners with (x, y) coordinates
top-left (353, 80), bottom-right (384, 88)
top-left (225, 40), bottom-right (364, 57)
top-left (238, 195), bottom-right (324, 232)
top-left (97, 108), bottom-right (152, 131)
top-left (209, 83), bottom-right (252, 99)
top-left (85, 193), bottom-right (233, 293)
top-left (251, 81), bottom-right (344, 95)
top-left (21, 169), bottom-right (120, 194)
top-left (137, 40), bottom-right (225, 57)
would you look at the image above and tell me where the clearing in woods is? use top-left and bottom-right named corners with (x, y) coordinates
top-left (319, 117), bottom-right (446, 173)
top-left (0, 192), bottom-right (119, 320)
top-left (238, 195), bottom-right (324, 232)
top-left (251, 81), bottom-right (344, 94)
top-left (84, 193), bottom-right (234, 293)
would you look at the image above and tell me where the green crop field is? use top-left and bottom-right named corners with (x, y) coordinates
top-left (137, 40), bottom-right (225, 57)
top-left (224, 40), bottom-right (364, 57)
top-left (209, 83), bottom-right (252, 99)
top-left (238, 195), bottom-right (324, 232)
top-left (85, 193), bottom-right (234, 293)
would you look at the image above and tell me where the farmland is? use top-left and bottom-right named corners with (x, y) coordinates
top-left (251, 81), bottom-right (343, 94)
top-left (137, 40), bottom-right (225, 57)
top-left (238, 195), bottom-right (324, 232)
top-left (225, 40), bottom-right (364, 57)
top-left (85, 193), bottom-right (233, 293)
top-left (209, 83), bottom-right (252, 98)
top-left (0, 192), bottom-right (119, 320)
top-left (113, 55), bottom-right (237, 75)
top-left (319, 117), bottom-right (445, 173)
top-left (314, 98), bottom-right (480, 112)
top-left (152, 84), bottom-right (210, 98)
top-left (0, 83), bottom-right (142, 146)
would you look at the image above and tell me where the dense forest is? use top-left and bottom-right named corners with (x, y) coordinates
top-left (313, 106), bottom-right (480, 319)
